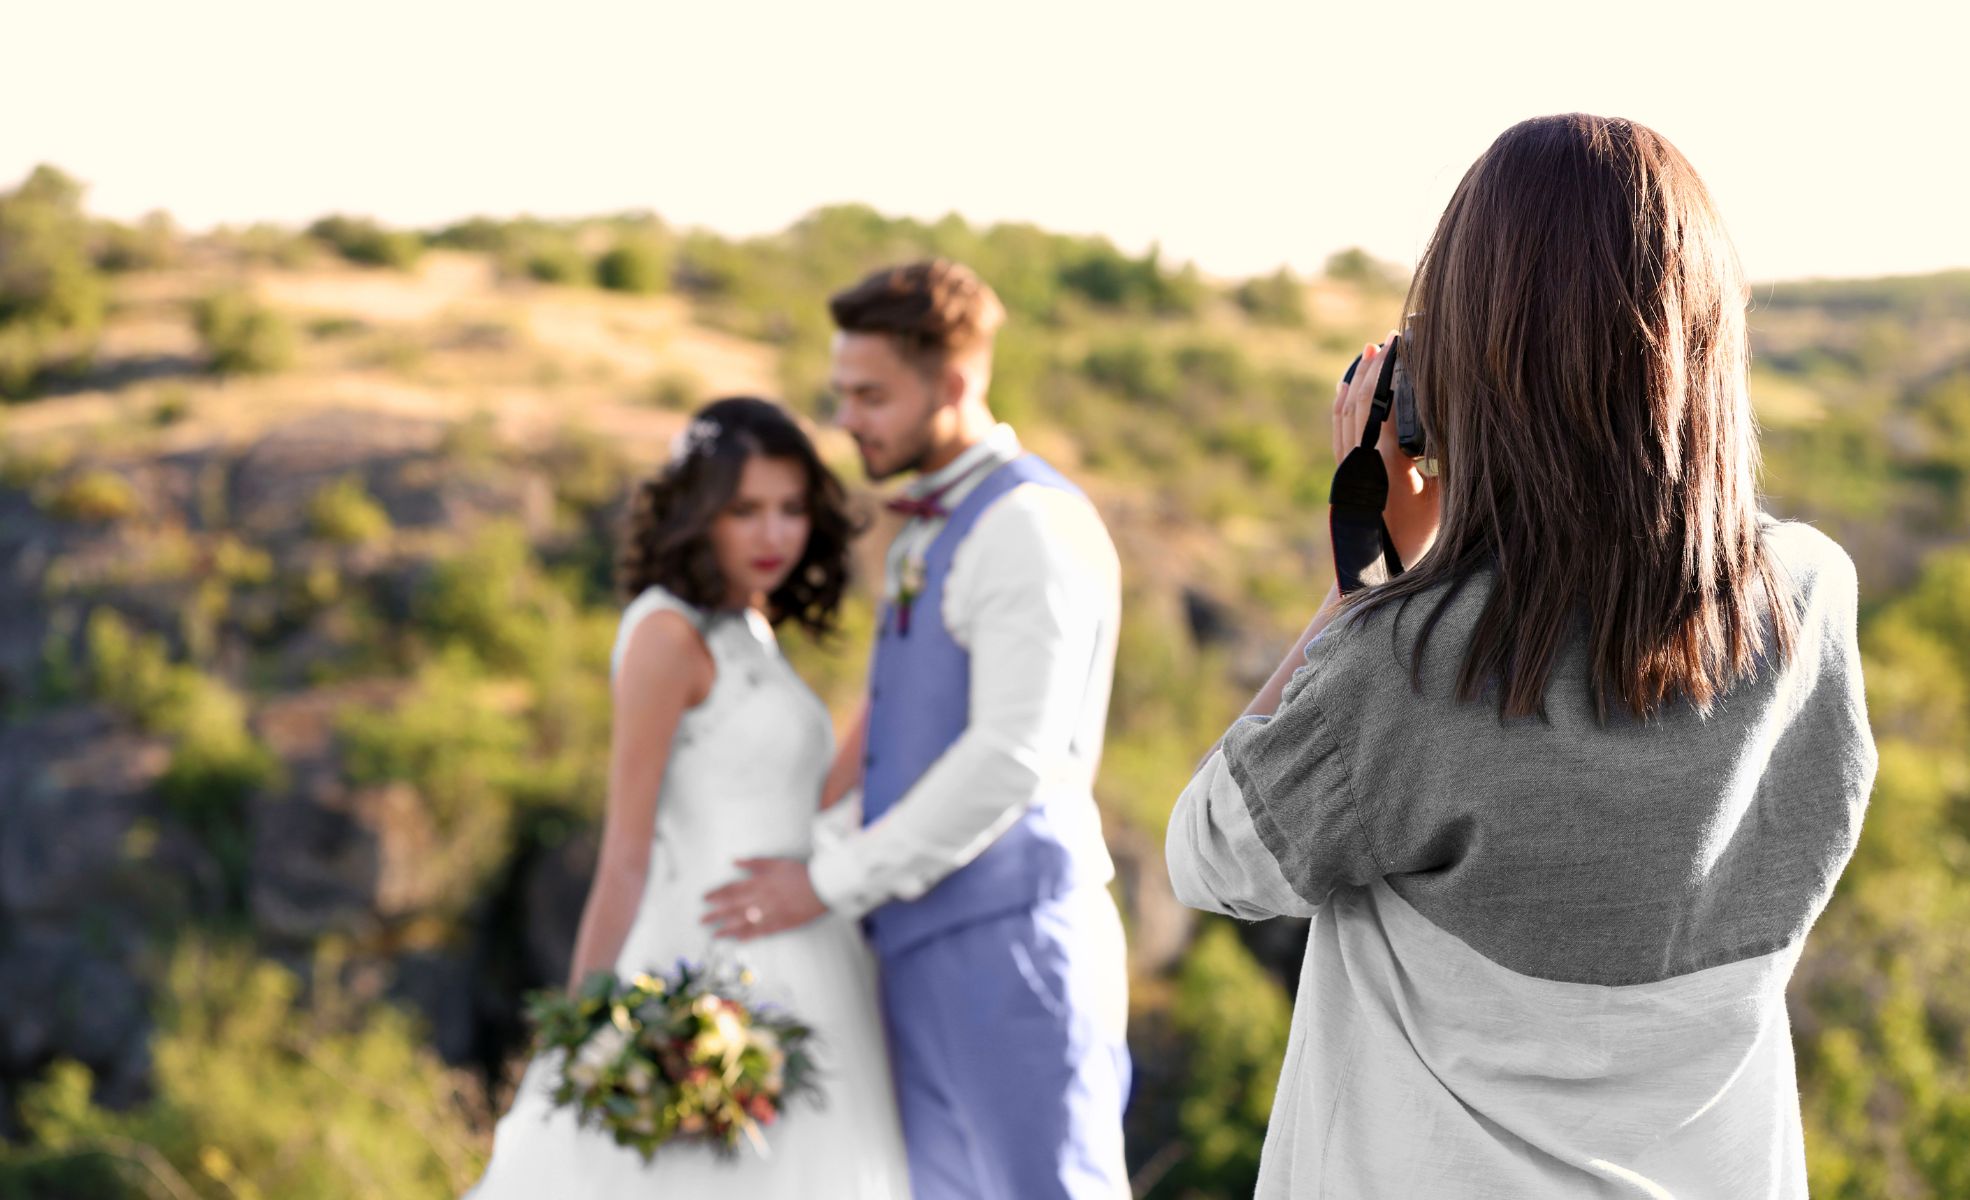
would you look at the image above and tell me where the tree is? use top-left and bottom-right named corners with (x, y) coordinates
top-left (0, 164), bottom-right (108, 396)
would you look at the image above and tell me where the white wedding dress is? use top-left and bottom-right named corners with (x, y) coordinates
top-left (469, 587), bottom-right (912, 1199)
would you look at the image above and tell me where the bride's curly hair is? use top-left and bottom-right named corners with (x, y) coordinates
top-left (616, 397), bottom-right (858, 637)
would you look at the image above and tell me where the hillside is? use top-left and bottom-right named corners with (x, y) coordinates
top-left (1, 167), bottom-right (1967, 1198)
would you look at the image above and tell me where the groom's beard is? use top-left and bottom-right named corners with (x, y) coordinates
top-left (858, 431), bottom-right (936, 482)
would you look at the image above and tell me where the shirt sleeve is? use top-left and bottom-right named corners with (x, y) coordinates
top-left (807, 486), bottom-right (1117, 919)
top-left (811, 788), bottom-right (863, 853)
top-left (1166, 630), bottom-right (1384, 919)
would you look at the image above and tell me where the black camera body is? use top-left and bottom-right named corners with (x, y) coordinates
top-left (1342, 335), bottom-right (1428, 463)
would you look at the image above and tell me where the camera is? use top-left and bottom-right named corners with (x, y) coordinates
top-left (1342, 332), bottom-right (1429, 466)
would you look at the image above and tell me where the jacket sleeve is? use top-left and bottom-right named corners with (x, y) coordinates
top-left (1167, 634), bottom-right (1384, 919)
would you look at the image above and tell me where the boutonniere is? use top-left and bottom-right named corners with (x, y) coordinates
top-left (895, 552), bottom-right (927, 637)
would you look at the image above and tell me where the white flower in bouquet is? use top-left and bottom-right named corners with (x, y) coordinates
top-left (569, 1021), bottom-right (632, 1088)
top-left (527, 961), bottom-right (823, 1161)
top-left (622, 1058), bottom-right (656, 1096)
top-left (691, 997), bottom-right (748, 1063)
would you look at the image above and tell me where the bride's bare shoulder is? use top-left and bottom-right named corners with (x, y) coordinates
top-left (616, 605), bottom-right (716, 709)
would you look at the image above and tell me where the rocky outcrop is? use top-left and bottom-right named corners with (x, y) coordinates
top-left (248, 684), bottom-right (448, 941)
top-left (0, 708), bottom-right (223, 1116)
top-left (0, 707), bottom-right (224, 940)
top-left (517, 828), bottom-right (599, 990)
top-left (0, 411), bottom-right (605, 1122)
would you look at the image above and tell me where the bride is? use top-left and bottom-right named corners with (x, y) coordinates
top-left (469, 396), bottom-right (911, 1198)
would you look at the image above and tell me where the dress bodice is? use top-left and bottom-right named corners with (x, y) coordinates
top-left (471, 588), bottom-right (909, 1199)
top-left (610, 588), bottom-right (835, 897)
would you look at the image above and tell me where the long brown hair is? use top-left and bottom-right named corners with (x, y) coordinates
top-left (616, 396), bottom-right (857, 638)
top-left (1348, 113), bottom-right (1795, 722)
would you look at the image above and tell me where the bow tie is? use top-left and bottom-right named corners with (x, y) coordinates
top-left (884, 455), bottom-right (998, 523)
top-left (884, 495), bottom-right (950, 521)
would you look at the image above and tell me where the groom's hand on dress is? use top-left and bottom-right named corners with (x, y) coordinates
top-left (701, 858), bottom-right (827, 941)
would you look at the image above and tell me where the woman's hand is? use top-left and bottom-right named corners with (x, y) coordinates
top-left (1334, 334), bottom-right (1442, 568)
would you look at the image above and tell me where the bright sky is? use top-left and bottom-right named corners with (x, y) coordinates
top-left (7, 0), bottom-right (1967, 284)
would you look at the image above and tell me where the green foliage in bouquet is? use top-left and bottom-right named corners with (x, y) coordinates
top-left (526, 963), bottom-right (821, 1160)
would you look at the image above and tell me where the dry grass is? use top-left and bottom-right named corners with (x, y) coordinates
top-left (6, 249), bottom-right (778, 467)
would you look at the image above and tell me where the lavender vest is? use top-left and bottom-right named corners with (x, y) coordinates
top-left (860, 455), bottom-right (1107, 957)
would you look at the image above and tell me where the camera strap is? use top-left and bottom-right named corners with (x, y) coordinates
top-left (1328, 345), bottom-right (1407, 596)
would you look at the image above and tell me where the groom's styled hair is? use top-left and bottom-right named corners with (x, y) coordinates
top-left (828, 259), bottom-right (1006, 376)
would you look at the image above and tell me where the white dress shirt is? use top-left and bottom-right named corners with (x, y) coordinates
top-left (808, 425), bottom-right (1121, 920)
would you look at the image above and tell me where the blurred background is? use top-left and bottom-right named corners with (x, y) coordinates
top-left (2, 2), bottom-right (1966, 1197)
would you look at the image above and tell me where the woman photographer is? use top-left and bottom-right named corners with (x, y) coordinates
top-left (1166, 114), bottom-right (1876, 1196)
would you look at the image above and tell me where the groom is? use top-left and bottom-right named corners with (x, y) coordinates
top-left (703, 259), bottom-right (1131, 1198)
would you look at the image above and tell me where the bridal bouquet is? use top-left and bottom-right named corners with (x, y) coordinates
top-left (526, 961), bottom-right (821, 1159)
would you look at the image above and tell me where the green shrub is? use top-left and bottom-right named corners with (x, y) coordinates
top-left (0, 439), bottom-right (70, 489)
top-left (1084, 338), bottom-right (1179, 406)
top-left (595, 237), bottom-right (669, 294)
top-left (83, 609), bottom-right (187, 723)
top-left (3, 939), bottom-right (482, 1200)
top-left (1234, 267), bottom-right (1308, 327)
top-left (307, 474), bottom-right (393, 546)
top-left (1207, 419), bottom-right (1296, 484)
top-left (672, 231), bottom-right (755, 298)
top-left (156, 680), bottom-right (277, 903)
top-left (1323, 245), bottom-right (1409, 292)
top-left (92, 210), bottom-right (179, 272)
top-left (150, 383), bottom-right (191, 427)
top-left (1166, 922), bottom-right (1292, 1194)
top-left (502, 603), bottom-right (620, 822)
top-left (438, 410), bottom-right (504, 467)
top-left (1097, 596), bottom-right (1245, 838)
top-left (411, 522), bottom-right (553, 671)
top-left (1789, 546), bottom-right (1970, 1194)
top-left (338, 648), bottom-right (529, 900)
top-left (981, 324), bottom-right (1043, 425)
top-left (539, 427), bottom-right (629, 513)
top-left (82, 609), bottom-right (268, 753)
top-left (522, 237), bottom-right (592, 286)
top-left (307, 214), bottom-right (424, 270)
top-left (41, 469), bottom-right (137, 523)
top-left (231, 221), bottom-right (318, 268)
top-left (0, 322), bottom-right (44, 398)
top-left (0, 165), bottom-right (108, 397)
top-left (0, 166), bottom-right (104, 328)
top-left (1173, 340), bottom-right (1258, 397)
top-left (193, 289), bottom-right (296, 376)
top-left (307, 315), bottom-right (368, 340)
top-left (1057, 241), bottom-right (1203, 315)
top-left (644, 367), bottom-right (705, 411)
top-left (428, 215), bottom-right (517, 254)
top-left (77, 610), bottom-right (276, 904)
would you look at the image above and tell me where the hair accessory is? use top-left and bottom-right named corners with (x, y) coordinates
top-left (668, 417), bottom-right (722, 465)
